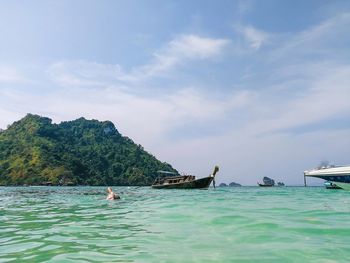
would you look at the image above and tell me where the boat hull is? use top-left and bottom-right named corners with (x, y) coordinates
top-left (324, 181), bottom-right (342, 189)
top-left (152, 176), bottom-right (214, 189)
top-left (330, 182), bottom-right (350, 191)
top-left (258, 183), bottom-right (274, 187)
top-left (304, 166), bottom-right (350, 183)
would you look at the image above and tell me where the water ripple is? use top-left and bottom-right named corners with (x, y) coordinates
top-left (1, 186), bottom-right (350, 262)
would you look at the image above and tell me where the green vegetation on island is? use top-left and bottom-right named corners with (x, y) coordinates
top-left (0, 114), bottom-right (177, 186)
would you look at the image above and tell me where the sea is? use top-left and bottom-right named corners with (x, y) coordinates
top-left (1, 186), bottom-right (350, 263)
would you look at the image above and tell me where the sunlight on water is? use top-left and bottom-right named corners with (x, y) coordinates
top-left (1, 186), bottom-right (350, 262)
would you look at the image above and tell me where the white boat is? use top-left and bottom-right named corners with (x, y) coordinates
top-left (304, 165), bottom-right (350, 189)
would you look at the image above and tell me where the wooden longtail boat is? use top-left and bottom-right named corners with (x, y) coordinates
top-left (257, 176), bottom-right (275, 187)
top-left (257, 183), bottom-right (274, 187)
top-left (151, 166), bottom-right (219, 189)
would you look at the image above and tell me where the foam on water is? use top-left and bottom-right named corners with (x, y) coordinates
top-left (1, 186), bottom-right (350, 262)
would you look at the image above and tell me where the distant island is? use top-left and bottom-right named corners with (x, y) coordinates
top-left (219, 182), bottom-right (242, 187)
top-left (229, 182), bottom-right (241, 187)
top-left (0, 114), bottom-right (177, 186)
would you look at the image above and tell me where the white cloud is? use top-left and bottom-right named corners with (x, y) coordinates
top-left (235, 24), bottom-right (269, 50)
top-left (167, 88), bottom-right (232, 120)
top-left (245, 63), bottom-right (350, 135)
top-left (47, 60), bottom-right (125, 88)
top-left (267, 12), bottom-right (350, 62)
top-left (0, 65), bottom-right (26, 83)
top-left (121, 34), bottom-right (230, 81)
top-left (242, 12), bottom-right (350, 135)
top-left (0, 84), bottom-right (253, 147)
top-left (40, 35), bottom-right (234, 146)
top-left (166, 35), bottom-right (230, 59)
top-left (292, 12), bottom-right (350, 46)
top-left (48, 35), bottom-right (230, 86)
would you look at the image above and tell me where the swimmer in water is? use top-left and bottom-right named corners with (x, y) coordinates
top-left (106, 187), bottom-right (120, 200)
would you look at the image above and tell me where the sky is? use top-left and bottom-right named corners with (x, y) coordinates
top-left (1, 0), bottom-right (350, 185)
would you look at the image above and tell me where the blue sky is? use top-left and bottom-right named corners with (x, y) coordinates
top-left (1, 0), bottom-right (350, 185)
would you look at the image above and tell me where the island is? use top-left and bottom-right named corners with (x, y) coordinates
top-left (218, 182), bottom-right (242, 187)
top-left (229, 182), bottom-right (241, 187)
top-left (0, 114), bottom-right (177, 186)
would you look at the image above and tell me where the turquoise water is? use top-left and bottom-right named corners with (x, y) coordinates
top-left (1, 186), bottom-right (350, 262)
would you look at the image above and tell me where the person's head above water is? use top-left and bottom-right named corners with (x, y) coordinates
top-left (106, 187), bottom-right (120, 200)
